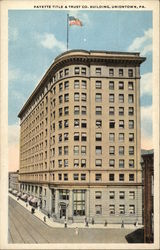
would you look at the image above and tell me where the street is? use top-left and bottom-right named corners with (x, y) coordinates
top-left (9, 196), bottom-right (137, 244)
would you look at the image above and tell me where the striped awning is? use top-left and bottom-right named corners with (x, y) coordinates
top-left (21, 194), bottom-right (28, 199)
top-left (12, 190), bottom-right (18, 195)
top-left (28, 196), bottom-right (33, 201)
top-left (30, 197), bottom-right (38, 203)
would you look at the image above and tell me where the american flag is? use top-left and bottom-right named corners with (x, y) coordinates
top-left (68, 16), bottom-right (83, 26)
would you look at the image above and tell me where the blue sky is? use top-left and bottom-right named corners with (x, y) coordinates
top-left (8, 10), bottom-right (153, 170)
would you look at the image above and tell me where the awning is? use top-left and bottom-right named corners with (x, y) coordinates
top-left (21, 194), bottom-right (28, 199)
top-left (30, 197), bottom-right (39, 203)
top-left (28, 196), bottom-right (33, 202)
top-left (17, 192), bottom-right (22, 197)
top-left (12, 190), bottom-right (18, 195)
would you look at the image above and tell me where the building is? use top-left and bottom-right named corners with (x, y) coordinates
top-left (141, 149), bottom-right (154, 243)
top-left (18, 50), bottom-right (145, 223)
top-left (8, 170), bottom-right (19, 191)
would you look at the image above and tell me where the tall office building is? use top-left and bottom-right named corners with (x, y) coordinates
top-left (18, 50), bottom-right (145, 223)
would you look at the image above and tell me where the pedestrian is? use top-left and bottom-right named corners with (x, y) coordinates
top-left (64, 219), bottom-right (67, 228)
top-left (121, 220), bottom-right (124, 228)
top-left (48, 213), bottom-right (50, 218)
top-left (85, 220), bottom-right (89, 227)
top-left (91, 218), bottom-right (94, 225)
top-left (75, 227), bottom-right (79, 235)
top-left (104, 220), bottom-right (107, 227)
top-left (43, 216), bottom-right (46, 222)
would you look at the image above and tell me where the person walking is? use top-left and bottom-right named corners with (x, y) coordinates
top-left (75, 227), bottom-right (79, 235)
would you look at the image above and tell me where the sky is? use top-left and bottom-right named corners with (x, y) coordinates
top-left (8, 10), bottom-right (153, 171)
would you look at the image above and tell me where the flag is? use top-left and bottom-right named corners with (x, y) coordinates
top-left (68, 16), bottom-right (83, 26)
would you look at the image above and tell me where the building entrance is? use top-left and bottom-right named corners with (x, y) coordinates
top-left (60, 203), bottom-right (66, 218)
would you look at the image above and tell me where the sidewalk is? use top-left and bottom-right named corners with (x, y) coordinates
top-left (9, 193), bottom-right (143, 230)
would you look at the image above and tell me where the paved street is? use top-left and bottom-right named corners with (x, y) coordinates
top-left (9, 196), bottom-right (137, 244)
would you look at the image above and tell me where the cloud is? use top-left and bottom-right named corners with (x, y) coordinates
top-left (8, 123), bottom-right (19, 145)
top-left (128, 28), bottom-right (152, 56)
top-left (140, 72), bottom-right (152, 97)
top-left (9, 67), bottom-right (38, 84)
top-left (141, 105), bottom-right (152, 149)
top-left (36, 33), bottom-right (66, 51)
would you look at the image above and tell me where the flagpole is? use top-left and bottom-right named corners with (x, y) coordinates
top-left (67, 14), bottom-right (69, 51)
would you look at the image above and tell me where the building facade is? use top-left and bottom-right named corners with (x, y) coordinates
top-left (141, 150), bottom-right (154, 243)
top-left (8, 171), bottom-right (19, 191)
top-left (18, 50), bottom-right (145, 223)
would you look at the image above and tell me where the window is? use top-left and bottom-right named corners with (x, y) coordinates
top-left (95, 67), bottom-right (101, 75)
top-left (119, 68), bottom-right (123, 76)
top-left (109, 107), bottom-right (115, 115)
top-left (96, 133), bottom-right (102, 141)
top-left (119, 146), bottom-right (124, 155)
top-left (129, 120), bottom-right (134, 129)
top-left (58, 159), bottom-right (62, 168)
top-left (81, 67), bottom-right (86, 75)
top-left (74, 159), bottom-right (79, 167)
top-left (81, 132), bottom-right (87, 141)
top-left (81, 173), bottom-right (86, 181)
top-left (95, 205), bottom-right (102, 215)
top-left (64, 120), bottom-right (69, 128)
top-left (59, 95), bottom-right (63, 104)
top-left (128, 107), bottom-right (134, 115)
top-left (119, 204), bottom-right (125, 214)
top-left (81, 119), bottom-right (87, 128)
top-left (129, 146), bottom-right (134, 155)
top-left (95, 159), bottom-right (102, 167)
top-left (58, 147), bottom-right (62, 155)
top-left (59, 120), bottom-right (62, 129)
top-left (59, 190), bottom-right (69, 200)
top-left (74, 93), bottom-right (80, 101)
top-left (59, 70), bottom-right (63, 78)
top-left (73, 173), bottom-right (79, 181)
top-left (59, 83), bottom-right (63, 92)
top-left (129, 191), bottom-right (135, 199)
top-left (109, 133), bottom-right (115, 142)
top-left (109, 146), bottom-right (115, 155)
top-left (58, 173), bottom-right (62, 180)
top-left (119, 159), bottom-right (124, 168)
top-left (95, 93), bottom-right (102, 102)
top-left (109, 81), bottom-right (114, 90)
top-left (109, 94), bottom-right (114, 103)
top-left (59, 108), bottom-right (62, 117)
top-left (129, 159), bottom-right (134, 168)
top-left (82, 80), bottom-right (87, 89)
top-left (119, 107), bottom-right (124, 116)
top-left (64, 106), bottom-right (69, 115)
top-left (128, 94), bottom-right (134, 103)
top-left (96, 146), bottom-right (102, 155)
top-left (81, 106), bottom-right (87, 115)
top-left (119, 81), bottom-right (124, 90)
top-left (58, 134), bottom-right (62, 142)
top-left (109, 174), bottom-right (114, 181)
top-left (119, 120), bottom-right (124, 129)
top-left (75, 67), bottom-right (80, 75)
top-left (96, 120), bottom-right (102, 128)
top-left (119, 94), bottom-right (124, 103)
top-left (119, 174), bottom-right (124, 181)
top-left (64, 159), bottom-right (68, 167)
top-left (109, 159), bottom-right (115, 168)
top-left (119, 133), bottom-right (124, 142)
top-left (129, 174), bottom-right (134, 181)
top-left (109, 120), bottom-right (115, 128)
top-left (74, 106), bottom-right (80, 115)
top-left (119, 191), bottom-right (125, 199)
top-left (128, 81), bottom-right (134, 90)
top-left (81, 146), bottom-right (86, 155)
top-left (74, 80), bottom-right (80, 89)
top-left (64, 68), bottom-right (69, 76)
top-left (74, 119), bottom-right (79, 128)
top-left (64, 146), bottom-right (68, 155)
top-left (96, 106), bottom-right (102, 115)
top-left (109, 205), bottom-right (115, 214)
top-left (81, 159), bottom-right (86, 168)
top-left (64, 93), bottom-right (69, 102)
top-left (73, 190), bottom-right (85, 216)
top-left (64, 173), bottom-right (68, 181)
top-left (81, 93), bottom-right (87, 101)
top-left (64, 81), bottom-right (69, 89)
top-left (128, 69), bottom-right (133, 77)
top-left (109, 191), bottom-right (115, 199)
top-left (129, 133), bottom-right (134, 142)
top-left (95, 191), bottom-right (102, 199)
top-left (96, 81), bottom-right (102, 89)
top-left (129, 205), bottom-right (135, 214)
top-left (74, 146), bottom-right (79, 155)
top-left (74, 132), bottom-right (79, 141)
top-left (95, 174), bottom-right (102, 181)
top-left (109, 68), bottom-right (114, 76)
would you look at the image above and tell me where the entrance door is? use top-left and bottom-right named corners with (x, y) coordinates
top-left (60, 204), bottom-right (66, 218)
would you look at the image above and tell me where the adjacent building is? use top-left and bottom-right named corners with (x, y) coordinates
top-left (18, 50), bottom-right (145, 223)
top-left (8, 171), bottom-right (19, 191)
